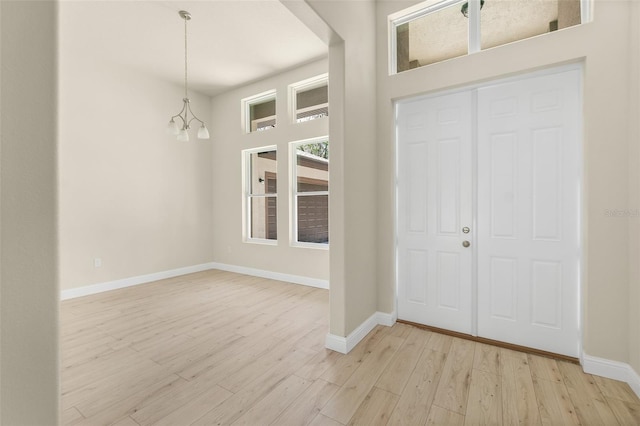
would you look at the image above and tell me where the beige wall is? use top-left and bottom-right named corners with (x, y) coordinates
top-left (58, 2), bottom-right (214, 291)
top-left (300, 0), bottom-right (379, 336)
top-left (210, 59), bottom-right (330, 281)
top-left (1, 1), bottom-right (59, 423)
top-left (376, 0), bottom-right (638, 365)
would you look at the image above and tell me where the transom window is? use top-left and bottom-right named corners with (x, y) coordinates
top-left (290, 75), bottom-right (329, 123)
top-left (390, 0), bottom-right (588, 73)
top-left (242, 91), bottom-right (276, 133)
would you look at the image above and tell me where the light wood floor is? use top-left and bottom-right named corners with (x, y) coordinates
top-left (61, 269), bottom-right (640, 425)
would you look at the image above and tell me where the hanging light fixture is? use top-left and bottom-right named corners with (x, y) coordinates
top-left (167, 10), bottom-right (210, 141)
top-left (461, 0), bottom-right (485, 17)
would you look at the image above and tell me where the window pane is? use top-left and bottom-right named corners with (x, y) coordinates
top-left (296, 84), bottom-right (328, 122)
top-left (397, 1), bottom-right (467, 72)
top-left (297, 195), bottom-right (328, 244)
top-left (250, 196), bottom-right (277, 240)
top-left (296, 142), bottom-right (329, 193)
top-left (249, 97), bottom-right (276, 132)
top-left (250, 150), bottom-right (277, 195)
top-left (481, 0), bottom-right (581, 50)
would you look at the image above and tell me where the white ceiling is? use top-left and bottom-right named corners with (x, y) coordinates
top-left (60, 0), bottom-right (328, 96)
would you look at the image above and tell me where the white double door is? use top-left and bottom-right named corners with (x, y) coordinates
top-left (397, 67), bottom-right (581, 357)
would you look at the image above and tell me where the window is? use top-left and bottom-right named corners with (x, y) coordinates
top-left (391, 0), bottom-right (585, 73)
top-left (291, 138), bottom-right (329, 246)
top-left (290, 75), bottom-right (328, 123)
top-left (243, 91), bottom-right (276, 133)
top-left (395, 2), bottom-right (467, 71)
top-left (481, 0), bottom-right (582, 50)
top-left (243, 147), bottom-right (277, 243)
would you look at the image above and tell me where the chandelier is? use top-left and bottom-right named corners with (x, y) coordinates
top-left (167, 10), bottom-right (210, 141)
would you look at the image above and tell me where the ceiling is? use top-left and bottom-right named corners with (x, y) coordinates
top-left (59, 0), bottom-right (328, 97)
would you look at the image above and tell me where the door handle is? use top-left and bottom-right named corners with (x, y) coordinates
top-left (462, 240), bottom-right (471, 248)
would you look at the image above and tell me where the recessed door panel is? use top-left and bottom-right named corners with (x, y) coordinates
top-left (406, 143), bottom-right (428, 234)
top-left (489, 257), bottom-right (517, 321)
top-left (532, 127), bottom-right (562, 241)
top-left (490, 133), bottom-right (517, 239)
top-left (437, 139), bottom-right (461, 235)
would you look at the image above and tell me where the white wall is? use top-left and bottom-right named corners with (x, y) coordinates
top-left (59, 2), bottom-right (214, 291)
top-left (211, 59), bottom-right (330, 282)
top-left (376, 0), bottom-right (639, 369)
top-left (1, 1), bottom-right (59, 423)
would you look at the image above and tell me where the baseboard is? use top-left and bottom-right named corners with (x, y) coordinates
top-left (582, 353), bottom-right (640, 399)
top-left (61, 262), bottom-right (329, 301)
top-left (325, 310), bottom-right (397, 354)
top-left (60, 262), bottom-right (217, 300)
top-left (376, 310), bottom-right (398, 327)
top-left (209, 262), bottom-right (329, 290)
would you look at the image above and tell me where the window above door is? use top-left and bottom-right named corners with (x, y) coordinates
top-left (389, 0), bottom-right (589, 74)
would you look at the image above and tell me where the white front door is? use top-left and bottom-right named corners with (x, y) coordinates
top-left (396, 66), bottom-right (581, 357)
top-left (476, 69), bottom-right (581, 357)
top-left (397, 90), bottom-right (474, 334)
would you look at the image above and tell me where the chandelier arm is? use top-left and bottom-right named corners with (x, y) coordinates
top-left (171, 102), bottom-right (188, 126)
top-left (186, 102), bottom-right (206, 126)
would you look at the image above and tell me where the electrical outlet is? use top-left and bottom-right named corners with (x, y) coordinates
top-left (94, 258), bottom-right (102, 268)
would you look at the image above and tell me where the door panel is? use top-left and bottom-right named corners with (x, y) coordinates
top-left (397, 91), bottom-right (473, 334)
top-left (477, 69), bottom-right (581, 357)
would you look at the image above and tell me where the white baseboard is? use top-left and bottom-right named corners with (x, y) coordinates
top-left (60, 262), bottom-right (217, 300)
top-left (209, 262), bottom-right (329, 290)
top-left (376, 310), bottom-right (398, 327)
top-left (325, 310), bottom-right (397, 354)
top-left (60, 262), bottom-right (329, 301)
top-left (582, 353), bottom-right (640, 399)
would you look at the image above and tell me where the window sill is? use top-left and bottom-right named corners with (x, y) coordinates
top-left (244, 238), bottom-right (278, 246)
top-left (291, 242), bottom-right (329, 250)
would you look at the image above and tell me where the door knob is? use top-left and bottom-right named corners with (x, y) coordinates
top-left (462, 240), bottom-right (470, 248)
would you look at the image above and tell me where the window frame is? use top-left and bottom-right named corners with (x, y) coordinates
top-left (242, 90), bottom-right (277, 134)
top-left (242, 145), bottom-right (278, 245)
top-left (289, 136), bottom-right (330, 249)
top-left (289, 74), bottom-right (329, 124)
top-left (388, 0), bottom-right (592, 75)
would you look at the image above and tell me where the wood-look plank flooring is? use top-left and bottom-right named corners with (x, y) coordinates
top-left (61, 270), bottom-right (640, 425)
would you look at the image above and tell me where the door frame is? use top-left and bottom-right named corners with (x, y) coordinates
top-left (394, 62), bottom-right (584, 357)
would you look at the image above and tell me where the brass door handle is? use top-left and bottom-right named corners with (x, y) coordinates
top-left (462, 240), bottom-right (470, 248)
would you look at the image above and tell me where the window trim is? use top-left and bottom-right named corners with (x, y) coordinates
top-left (242, 90), bottom-right (277, 134)
top-left (289, 74), bottom-right (329, 124)
top-left (289, 136), bottom-right (330, 249)
top-left (242, 145), bottom-right (278, 245)
top-left (388, 0), bottom-right (592, 75)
